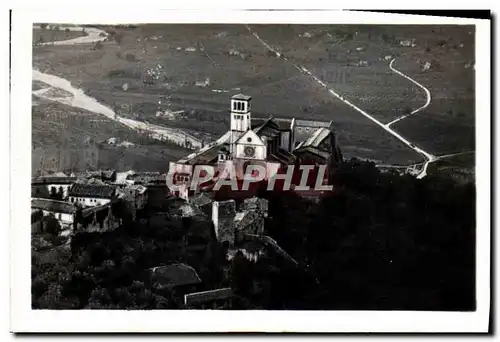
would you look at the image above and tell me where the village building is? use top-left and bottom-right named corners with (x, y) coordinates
top-left (147, 263), bottom-right (202, 306)
top-left (31, 209), bottom-right (44, 234)
top-left (83, 170), bottom-right (117, 183)
top-left (73, 203), bottom-right (121, 233)
top-left (31, 198), bottom-right (77, 232)
top-left (184, 288), bottom-right (233, 309)
top-left (68, 183), bottom-right (117, 207)
top-left (125, 172), bottom-right (165, 185)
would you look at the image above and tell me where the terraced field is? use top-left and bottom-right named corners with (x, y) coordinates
top-left (32, 99), bottom-right (189, 175)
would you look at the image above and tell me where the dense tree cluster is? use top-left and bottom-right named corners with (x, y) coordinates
top-left (32, 217), bottom-right (226, 309)
top-left (261, 159), bottom-right (476, 310)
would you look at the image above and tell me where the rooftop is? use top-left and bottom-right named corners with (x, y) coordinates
top-left (149, 263), bottom-right (202, 287)
top-left (32, 176), bottom-right (77, 185)
top-left (294, 119), bottom-right (332, 128)
top-left (294, 145), bottom-right (331, 160)
top-left (126, 172), bottom-right (165, 185)
top-left (178, 131), bottom-right (232, 165)
top-left (251, 117), bottom-right (292, 131)
top-left (302, 127), bottom-right (332, 148)
top-left (184, 288), bottom-right (233, 307)
top-left (81, 203), bottom-right (111, 218)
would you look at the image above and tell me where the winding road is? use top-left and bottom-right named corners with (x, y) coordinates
top-left (34, 25), bottom-right (109, 46)
top-left (32, 26), bottom-right (203, 149)
top-left (34, 24), bottom-right (442, 178)
top-left (245, 24), bottom-right (436, 179)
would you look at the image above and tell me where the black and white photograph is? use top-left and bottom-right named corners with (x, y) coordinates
top-left (9, 7), bottom-right (491, 333)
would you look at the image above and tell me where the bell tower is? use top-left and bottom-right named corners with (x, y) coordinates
top-left (230, 93), bottom-right (252, 132)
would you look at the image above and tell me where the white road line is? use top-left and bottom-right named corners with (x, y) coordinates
top-left (34, 25), bottom-right (108, 46)
top-left (435, 150), bottom-right (475, 161)
top-left (244, 24), bottom-right (436, 179)
top-left (386, 58), bottom-right (432, 127)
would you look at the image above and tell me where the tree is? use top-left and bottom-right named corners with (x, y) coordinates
top-left (230, 251), bottom-right (254, 297)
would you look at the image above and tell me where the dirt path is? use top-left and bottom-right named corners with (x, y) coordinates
top-left (32, 26), bottom-right (203, 150)
top-left (244, 24), bottom-right (436, 179)
top-left (386, 59), bottom-right (432, 127)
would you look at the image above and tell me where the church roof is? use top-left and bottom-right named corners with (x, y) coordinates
top-left (231, 93), bottom-right (252, 101)
top-left (269, 148), bottom-right (296, 164)
top-left (302, 127), bottom-right (332, 148)
top-left (251, 117), bottom-right (292, 131)
top-left (149, 263), bottom-right (202, 287)
top-left (31, 198), bottom-right (77, 214)
top-left (294, 146), bottom-right (331, 160)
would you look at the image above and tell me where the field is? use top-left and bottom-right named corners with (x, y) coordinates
top-left (32, 24), bottom-right (475, 169)
top-left (32, 99), bottom-right (189, 175)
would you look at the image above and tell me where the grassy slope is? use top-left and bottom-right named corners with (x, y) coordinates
top-left (427, 152), bottom-right (475, 183)
top-left (250, 24), bottom-right (475, 158)
top-left (33, 27), bottom-right (86, 44)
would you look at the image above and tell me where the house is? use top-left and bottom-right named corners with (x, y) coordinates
top-left (68, 183), bottom-right (116, 207)
top-left (31, 176), bottom-right (77, 199)
top-left (195, 77), bottom-right (211, 88)
top-left (31, 198), bottom-right (77, 229)
top-left (211, 196), bottom-right (269, 247)
top-left (167, 94), bottom-right (342, 196)
top-left (212, 199), bottom-right (237, 246)
top-left (188, 192), bottom-right (214, 217)
top-left (125, 172), bottom-right (164, 185)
